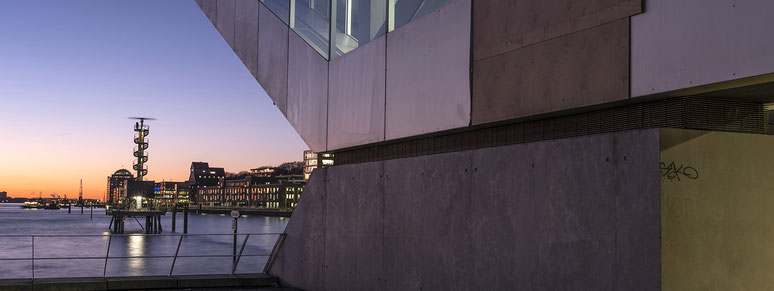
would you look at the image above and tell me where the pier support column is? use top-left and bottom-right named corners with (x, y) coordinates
top-left (184, 204), bottom-right (189, 234)
top-left (115, 217), bottom-right (123, 234)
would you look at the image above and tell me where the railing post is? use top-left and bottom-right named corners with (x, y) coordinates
top-left (169, 235), bottom-right (184, 277)
top-left (103, 235), bottom-right (112, 277)
top-left (232, 219), bottom-right (238, 271)
top-left (31, 236), bottom-right (34, 280)
top-left (232, 234), bottom-right (250, 275)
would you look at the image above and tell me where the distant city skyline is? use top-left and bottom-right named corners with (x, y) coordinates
top-left (0, 0), bottom-right (307, 198)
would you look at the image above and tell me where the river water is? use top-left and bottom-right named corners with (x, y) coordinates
top-left (0, 203), bottom-right (289, 279)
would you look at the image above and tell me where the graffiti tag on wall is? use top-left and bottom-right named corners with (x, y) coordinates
top-left (660, 161), bottom-right (699, 181)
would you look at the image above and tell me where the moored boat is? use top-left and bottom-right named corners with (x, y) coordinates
top-left (21, 200), bottom-right (43, 209)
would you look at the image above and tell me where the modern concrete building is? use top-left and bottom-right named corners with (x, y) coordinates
top-left (195, 0), bottom-right (774, 290)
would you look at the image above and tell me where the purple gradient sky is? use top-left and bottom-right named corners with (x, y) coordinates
top-left (0, 0), bottom-right (307, 199)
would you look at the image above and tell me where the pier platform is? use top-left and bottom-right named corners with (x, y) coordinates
top-left (107, 209), bottom-right (166, 234)
top-left (0, 273), bottom-right (299, 291)
top-left (106, 209), bottom-right (166, 217)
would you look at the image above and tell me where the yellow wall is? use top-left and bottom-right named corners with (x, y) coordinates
top-left (660, 129), bottom-right (774, 290)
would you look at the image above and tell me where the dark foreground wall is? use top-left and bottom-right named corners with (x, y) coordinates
top-left (271, 129), bottom-right (661, 291)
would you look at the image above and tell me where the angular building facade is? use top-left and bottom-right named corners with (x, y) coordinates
top-left (188, 161), bottom-right (226, 203)
top-left (195, 0), bottom-right (774, 290)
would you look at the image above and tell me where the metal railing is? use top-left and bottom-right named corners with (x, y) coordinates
top-left (0, 233), bottom-right (284, 279)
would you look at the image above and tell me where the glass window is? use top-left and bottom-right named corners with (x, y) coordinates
top-left (262, 0), bottom-right (291, 25)
top-left (291, 0), bottom-right (331, 59)
top-left (388, 0), bottom-right (452, 31)
top-left (331, 0), bottom-right (386, 59)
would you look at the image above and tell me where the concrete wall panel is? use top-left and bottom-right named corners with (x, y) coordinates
top-left (660, 129), bottom-right (774, 290)
top-left (197, 0), bottom-right (217, 26)
top-left (473, 0), bottom-right (641, 61)
top-left (470, 143), bottom-right (546, 289)
top-left (271, 168), bottom-right (327, 291)
top-left (632, 0), bottom-right (774, 97)
top-left (287, 32), bottom-right (328, 152)
top-left (472, 19), bottom-right (630, 125)
top-left (257, 4), bottom-right (289, 115)
top-left (328, 37), bottom-right (386, 150)
top-left (234, 0), bottom-right (259, 80)
top-left (273, 130), bottom-right (662, 290)
top-left (470, 130), bottom-right (659, 290)
top-left (325, 162), bottom-right (384, 291)
top-left (384, 152), bottom-right (472, 291)
top-left (385, 0), bottom-right (471, 140)
top-left (216, 0), bottom-right (236, 48)
top-left (614, 130), bottom-right (661, 290)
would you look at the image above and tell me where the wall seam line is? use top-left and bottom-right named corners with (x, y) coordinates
top-left (474, 10), bottom-right (634, 63)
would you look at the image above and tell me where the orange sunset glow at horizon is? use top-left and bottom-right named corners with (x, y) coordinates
top-left (0, 0), bottom-right (308, 199)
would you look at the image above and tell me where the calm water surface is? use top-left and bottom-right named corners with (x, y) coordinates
top-left (0, 203), bottom-right (289, 279)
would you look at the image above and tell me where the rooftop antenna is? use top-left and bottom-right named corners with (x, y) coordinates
top-left (128, 117), bottom-right (156, 182)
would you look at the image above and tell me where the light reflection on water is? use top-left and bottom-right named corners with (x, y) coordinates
top-left (0, 203), bottom-right (288, 279)
top-left (127, 235), bottom-right (144, 272)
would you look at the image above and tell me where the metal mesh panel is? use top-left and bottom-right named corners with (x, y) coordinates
top-left (335, 97), bottom-right (767, 165)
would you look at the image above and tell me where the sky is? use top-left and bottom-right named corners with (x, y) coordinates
top-left (0, 0), bottom-right (308, 199)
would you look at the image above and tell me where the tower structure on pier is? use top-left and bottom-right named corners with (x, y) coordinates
top-left (129, 117), bottom-right (154, 181)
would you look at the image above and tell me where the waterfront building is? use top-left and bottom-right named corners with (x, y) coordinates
top-left (195, 0), bottom-right (774, 289)
top-left (0, 191), bottom-right (6, 200)
top-left (153, 181), bottom-right (191, 207)
top-left (125, 180), bottom-right (155, 209)
top-left (187, 162), bottom-right (225, 203)
top-left (106, 169), bottom-right (133, 205)
top-left (302, 150), bottom-right (333, 180)
top-left (250, 167), bottom-right (275, 176)
top-left (198, 174), bottom-right (305, 209)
